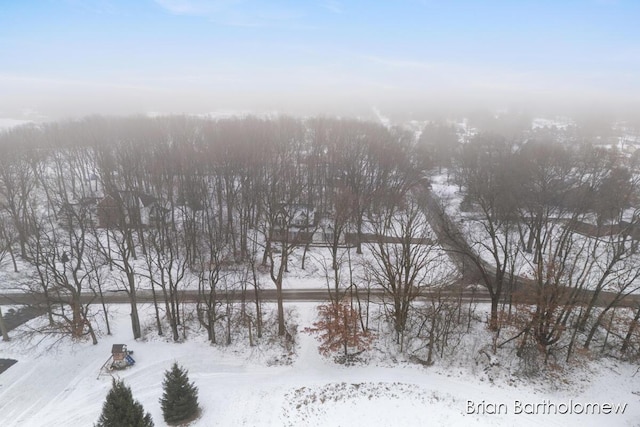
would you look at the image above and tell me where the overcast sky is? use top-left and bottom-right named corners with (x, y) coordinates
top-left (1, 0), bottom-right (639, 121)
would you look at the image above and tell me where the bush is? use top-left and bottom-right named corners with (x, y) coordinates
top-left (305, 301), bottom-right (373, 360)
top-left (95, 379), bottom-right (153, 427)
top-left (160, 362), bottom-right (200, 424)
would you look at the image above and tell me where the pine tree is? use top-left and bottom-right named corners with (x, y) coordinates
top-left (160, 363), bottom-right (200, 425)
top-left (95, 379), bottom-right (154, 427)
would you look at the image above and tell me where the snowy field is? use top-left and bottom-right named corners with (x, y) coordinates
top-left (0, 118), bottom-right (31, 130)
top-left (0, 303), bottom-right (639, 427)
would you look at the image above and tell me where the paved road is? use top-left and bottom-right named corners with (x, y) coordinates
top-left (0, 305), bottom-right (47, 330)
top-left (1, 283), bottom-right (638, 334)
top-left (0, 287), bottom-right (493, 306)
top-left (421, 188), bottom-right (485, 284)
top-left (0, 287), bottom-right (493, 333)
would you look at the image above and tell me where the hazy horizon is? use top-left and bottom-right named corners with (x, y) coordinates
top-left (2, 1), bottom-right (640, 122)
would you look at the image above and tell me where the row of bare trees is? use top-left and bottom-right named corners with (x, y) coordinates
top-left (429, 131), bottom-right (640, 363)
top-left (1, 115), bottom-right (639, 367)
top-left (0, 115), bottom-right (440, 349)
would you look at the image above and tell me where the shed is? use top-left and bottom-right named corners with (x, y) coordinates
top-left (111, 344), bottom-right (128, 362)
top-left (109, 344), bottom-right (135, 369)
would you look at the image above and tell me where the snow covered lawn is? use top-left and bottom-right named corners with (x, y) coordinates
top-left (0, 303), bottom-right (639, 426)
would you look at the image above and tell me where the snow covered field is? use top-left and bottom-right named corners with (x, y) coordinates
top-left (0, 303), bottom-right (639, 427)
top-left (0, 118), bottom-right (31, 130)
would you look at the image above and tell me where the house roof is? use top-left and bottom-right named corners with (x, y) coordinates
top-left (99, 191), bottom-right (157, 208)
top-left (138, 193), bottom-right (157, 207)
top-left (97, 194), bottom-right (118, 208)
top-left (111, 344), bottom-right (127, 354)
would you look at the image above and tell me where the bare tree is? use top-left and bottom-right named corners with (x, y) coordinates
top-left (411, 288), bottom-right (467, 365)
top-left (260, 117), bottom-right (306, 337)
top-left (416, 122), bottom-right (458, 173)
top-left (448, 134), bottom-right (523, 330)
top-left (143, 216), bottom-right (190, 342)
top-left (0, 214), bottom-right (13, 341)
top-left (195, 190), bottom-right (228, 344)
top-left (364, 189), bottom-right (449, 351)
top-left (94, 221), bottom-right (143, 339)
top-left (25, 199), bottom-right (100, 343)
top-left (0, 142), bottom-right (38, 259)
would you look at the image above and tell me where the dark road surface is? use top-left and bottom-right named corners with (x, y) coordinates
top-left (0, 287), bottom-right (492, 334)
top-left (0, 358), bottom-right (17, 374)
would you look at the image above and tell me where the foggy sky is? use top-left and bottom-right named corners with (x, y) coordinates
top-left (1, 1), bottom-right (639, 122)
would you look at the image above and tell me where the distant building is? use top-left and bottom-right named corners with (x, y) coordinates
top-left (57, 197), bottom-right (99, 228)
top-left (97, 191), bottom-right (167, 228)
top-left (272, 203), bottom-right (317, 244)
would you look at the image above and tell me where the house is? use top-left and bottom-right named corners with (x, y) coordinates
top-left (97, 191), bottom-right (166, 228)
top-left (619, 220), bottom-right (640, 242)
top-left (96, 194), bottom-right (121, 228)
top-left (272, 203), bottom-right (317, 244)
top-left (290, 204), bottom-right (316, 228)
top-left (572, 220), bottom-right (640, 243)
top-left (57, 197), bottom-right (99, 228)
top-left (313, 221), bottom-right (335, 244)
top-left (137, 193), bottom-right (169, 225)
top-left (311, 217), bottom-right (350, 245)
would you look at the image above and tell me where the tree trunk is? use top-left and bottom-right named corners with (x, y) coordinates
top-left (127, 272), bottom-right (142, 339)
top-left (0, 306), bottom-right (9, 341)
top-left (621, 306), bottom-right (640, 355)
top-left (251, 262), bottom-right (263, 339)
top-left (489, 297), bottom-right (499, 331)
top-left (276, 278), bottom-right (286, 336)
top-left (150, 281), bottom-right (163, 336)
top-left (276, 253), bottom-right (287, 337)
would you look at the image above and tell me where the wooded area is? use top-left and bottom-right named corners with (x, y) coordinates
top-left (0, 115), bottom-right (638, 368)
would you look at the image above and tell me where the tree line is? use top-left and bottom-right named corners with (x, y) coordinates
top-left (0, 115), bottom-right (639, 368)
top-left (429, 128), bottom-right (640, 364)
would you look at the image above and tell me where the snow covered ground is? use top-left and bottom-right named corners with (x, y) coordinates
top-left (0, 118), bottom-right (32, 130)
top-left (0, 303), bottom-right (639, 427)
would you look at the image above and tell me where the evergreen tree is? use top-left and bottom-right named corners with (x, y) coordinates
top-left (95, 379), bottom-right (153, 427)
top-left (160, 362), bottom-right (200, 424)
